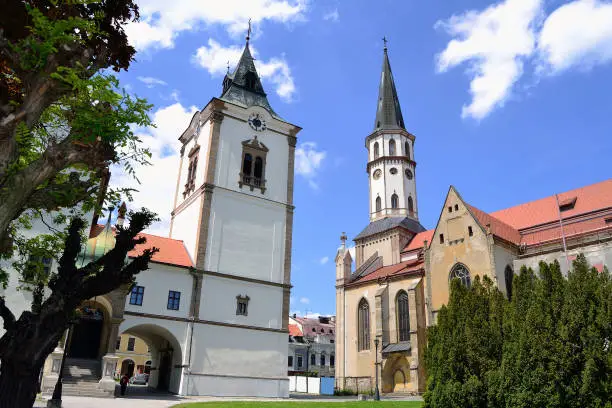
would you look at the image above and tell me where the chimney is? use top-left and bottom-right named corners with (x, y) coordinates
top-left (116, 202), bottom-right (127, 227)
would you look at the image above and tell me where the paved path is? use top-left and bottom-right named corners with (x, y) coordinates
top-left (34, 393), bottom-right (423, 408)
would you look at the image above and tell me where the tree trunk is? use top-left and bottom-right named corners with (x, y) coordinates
top-left (0, 358), bottom-right (44, 408)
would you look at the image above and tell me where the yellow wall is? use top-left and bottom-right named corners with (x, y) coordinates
top-left (115, 334), bottom-right (151, 375)
top-left (426, 188), bottom-right (496, 315)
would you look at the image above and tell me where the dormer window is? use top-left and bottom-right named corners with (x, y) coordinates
top-left (239, 136), bottom-right (268, 193)
top-left (245, 71), bottom-right (257, 90)
top-left (558, 196), bottom-right (577, 212)
top-left (183, 145), bottom-right (200, 198)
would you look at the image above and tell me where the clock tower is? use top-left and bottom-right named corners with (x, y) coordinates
top-left (169, 27), bottom-right (301, 397)
top-left (353, 41), bottom-right (425, 268)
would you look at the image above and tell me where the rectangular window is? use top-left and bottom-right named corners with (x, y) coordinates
top-left (167, 290), bottom-right (181, 310)
top-left (288, 355), bottom-right (293, 367)
top-left (439, 234), bottom-right (444, 244)
top-left (115, 337), bottom-right (121, 350)
top-left (127, 337), bottom-right (135, 352)
top-left (311, 354), bottom-right (316, 366)
top-left (236, 295), bottom-right (249, 316)
top-left (297, 355), bottom-right (303, 368)
top-left (448, 206), bottom-right (452, 213)
top-left (129, 285), bottom-right (144, 306)
top-left (468, 226), bottom-right (473, 237)
top-left (320, 354), bottom-right (326, 366)
top-left (330, 355), bottom-right (335, 367)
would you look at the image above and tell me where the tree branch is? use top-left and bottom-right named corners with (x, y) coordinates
top-left (0, 297), bottom-right (16, 331)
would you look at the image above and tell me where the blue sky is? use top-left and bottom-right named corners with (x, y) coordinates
top-left (113, 0), bottom-right (612, 317)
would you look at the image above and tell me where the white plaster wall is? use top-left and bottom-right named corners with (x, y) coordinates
top-left (189, 325), bottom-right (288, 378)
top-left (205, 189), bottom-right (285, 283)
top-left (185, 375), bottom-right (289, 398)
top-left (170, 195), bottom-right (202, 263)
top-left (215, 108), bottom-right (289, 204)
top-left (123, 263), bottom-right (193, 319)
top-left (199, 275), bottom-right (283, 329)
top-left (370, 161), bottom-right (386, 213)
top-left (493, 244), bottom-right (517, 297)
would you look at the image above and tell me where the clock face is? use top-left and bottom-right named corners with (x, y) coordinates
top-left (405, 169), bottom-right (413, 180)
top-left (389, 167), bottom-right (398, 175)
top-left (373, 169), bottom-right (382, 180)
top-left (248, 113), bottom-right (267, 132)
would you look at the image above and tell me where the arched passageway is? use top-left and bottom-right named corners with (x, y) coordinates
top-left (118, 323), bottom-right (184, 394)
top-left (67, 299), bottom-right (112, 360)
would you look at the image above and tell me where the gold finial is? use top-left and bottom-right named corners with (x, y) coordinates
top-left (246, 18), bottom-right (252, 42)
top-left (382, 36), bottom-right (388, 51)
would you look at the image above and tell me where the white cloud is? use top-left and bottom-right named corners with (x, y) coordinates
top-left (323, 9), bottom-right (339, 22)
top-left (299, 297), bottom-right (310, 305)
top-left (110, 102), bottom-right (198, 236)
top-left (125, 0), bottom-right (307, 51)
top-left (192, 39), bottom-right (296, 102)
top-left (137, 76), bottom-right (167, 88)
top-left (295, 142), bottom-right (326, 190)
top-left (537, 0), bottom-right (612, 73)
top-left (435, 0), bottom-right (543, 119)
top-left (319, 256), bottom-right (329, 265)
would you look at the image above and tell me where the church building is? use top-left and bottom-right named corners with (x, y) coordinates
top-left (334, 43), bottom-right (612, 395)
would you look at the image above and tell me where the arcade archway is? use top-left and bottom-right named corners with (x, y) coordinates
top-left (67, 299), bottom-right (112, 360)
top-left (118, 323), bottom-right (183, 394)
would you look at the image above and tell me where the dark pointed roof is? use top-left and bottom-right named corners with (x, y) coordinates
top-left (220, 40), bottom-right (280, 119)
top-left (373, 46), bottom-right (405, 131)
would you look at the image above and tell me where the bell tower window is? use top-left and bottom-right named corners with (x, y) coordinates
top-left (239, 136), bottom-right (268, 193)
top-left (373, 142), bottom-right (379, 159)
top-left (391, 193), bottom-right (399, 209)
top-left (408, 196), bottom-right (414, 216)
top-left (389, 139), bottom-right (396, 155)
top-left (405, 141), bottom-right (410, 158)
top-left (183, 145), bottom-right (200, 198)
top-left (375, 196), bottom-right (382, 212)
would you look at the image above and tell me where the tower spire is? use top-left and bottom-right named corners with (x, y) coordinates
top-left (246, 18), bottom-right (252, 43)
top-left (373, 40), bottom-right (405, 131)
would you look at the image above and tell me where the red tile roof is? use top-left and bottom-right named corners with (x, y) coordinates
top-left (467, 204), bottom-right (522, 245)
top-left (349, 259), bottom-right (424, 285)
top-left (520, 216), bottom-right (612, 246)
top-left (90, 224), bottom-right (193, 268)
top-left (491, 179), bottom-right (612, 230)
top-left (289, 324), bottom-right (303, 337)
top-left (403, 230), bottom-right (434, 251)
top-left (129, 233), bottom-right (193, 268)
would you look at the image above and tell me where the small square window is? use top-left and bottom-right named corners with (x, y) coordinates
top-left (167, 290), bottom-right (181, 310)
top-left (454, 204), bottom-right (459, 211)
top-left (129, 286), bottom-right (144, 306)
top-left (468, 226), bottom-right (473, 237)
top-left (439, 234), bottom-right (444, 244)
top-left (127, 337), bottom-right (135, 352)
top-left (236, 295), bottom-right (250, 316)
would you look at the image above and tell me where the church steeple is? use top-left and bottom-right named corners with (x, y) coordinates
top-left (374, 40), bottom-right (405, 131)
top-left (220, 20), bottom-right (280, 118)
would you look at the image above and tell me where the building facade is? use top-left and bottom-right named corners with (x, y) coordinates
top-left (115, 334), bottom-right (151, 378)
top-left (288, 316), bottom-right (335, 378)
top-left (335, 43), bottom-right (612, 395)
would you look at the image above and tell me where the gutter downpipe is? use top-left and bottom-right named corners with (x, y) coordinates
top-left (555, 194), bottom-right (570, 273)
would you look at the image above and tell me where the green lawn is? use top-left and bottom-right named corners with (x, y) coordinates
top-left (173, 402), bottom-right (422, 408)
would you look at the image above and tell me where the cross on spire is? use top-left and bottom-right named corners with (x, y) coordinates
top-left (382, 36), bottom-right (388, 51)
top-left (246, 18), bottom-right (252, 42)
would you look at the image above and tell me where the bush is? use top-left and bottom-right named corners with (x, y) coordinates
top-left (424, 255), bottom-right (612, 408)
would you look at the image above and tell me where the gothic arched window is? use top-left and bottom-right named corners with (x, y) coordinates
top-left (358, 298), bottom-right (370, 351)
top-left (408, 196), bottom-right (414, 216)
top-left (373, 142), bottom-right (380, 159)
top-left (375, 196), bottom-right (382, 212)
top-left (405, 141), bottom-right (410, 158)
top-left (389, 139), bottom-right (396, 155)
top-left (449, 263), bottom-right (471, 287)
top-left (397, 291), bottom-right (410, 341)
top-left (505, 265), bottom-right (514, 300)
top-left (391, 194), bottom-right (399, 209)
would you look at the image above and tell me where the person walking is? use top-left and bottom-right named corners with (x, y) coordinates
top-left (120, 374), bottom-right (129, 396)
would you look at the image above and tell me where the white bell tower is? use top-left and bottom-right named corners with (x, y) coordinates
top-left (367, 42), bottom-right (418, 222)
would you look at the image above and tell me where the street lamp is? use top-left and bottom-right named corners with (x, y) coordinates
top-left (47, 321), bottom-right (75, 408)
top-left (373, 338), bottom-right (380, 401)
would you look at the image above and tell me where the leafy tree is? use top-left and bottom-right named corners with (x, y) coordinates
top-left (0, 1), bottom-right (162, 406)
top-left (424, 256), bottom-right (611, 408)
